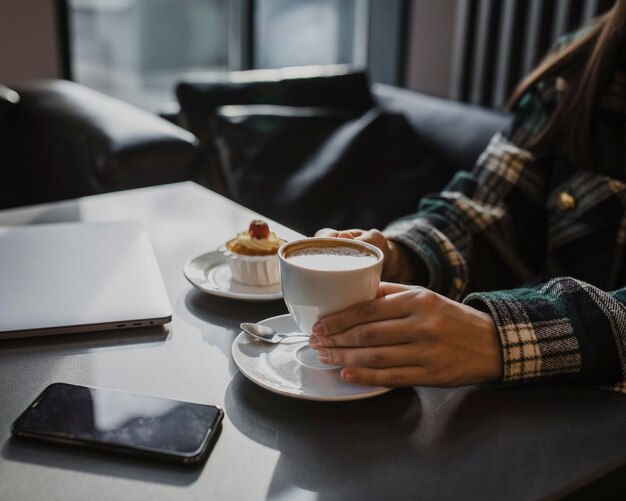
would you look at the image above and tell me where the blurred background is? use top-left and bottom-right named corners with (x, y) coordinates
top-left (0, 0), bottom-right (617, 113)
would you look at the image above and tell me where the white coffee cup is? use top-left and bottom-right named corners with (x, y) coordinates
top-left (278, 237), bottom-right (384, 335)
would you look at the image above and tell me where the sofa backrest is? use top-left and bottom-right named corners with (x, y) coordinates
top-left (176, 66), bottom-right (374, 149)
top-left (373, 83), bottom-right (511, 177)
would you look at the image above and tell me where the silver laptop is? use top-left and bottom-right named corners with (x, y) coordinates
top-left (0, 221), bottom-right (172, 340)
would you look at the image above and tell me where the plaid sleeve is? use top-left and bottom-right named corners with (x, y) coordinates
top-left (385, 132), bottom-right (548, 300)
top-left (385, 78), bottom-right (556, 300)
top-left (464, 278), bottom-right (626, 394)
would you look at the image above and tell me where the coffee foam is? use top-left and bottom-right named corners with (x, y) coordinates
top-left (285, 245), bottom-right (377, 271)
top-left (287, 246), bottom-right (369, 257)
top-left (283, 239), bottom-right (378, 257)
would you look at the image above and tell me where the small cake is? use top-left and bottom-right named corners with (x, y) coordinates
top-left (223, 220), bottom-right (285, 286)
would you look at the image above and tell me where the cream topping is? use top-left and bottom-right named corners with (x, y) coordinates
top-left (234, 231), bottom-right (282, 252)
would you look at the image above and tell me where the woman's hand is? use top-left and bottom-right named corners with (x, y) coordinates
top-left (315, 228), bottom-right (416, 282)
top-left (309, 283), bottom-right (502, 388)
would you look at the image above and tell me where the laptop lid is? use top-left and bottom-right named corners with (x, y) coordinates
top-left (0, 221), bottom-right (172, 340)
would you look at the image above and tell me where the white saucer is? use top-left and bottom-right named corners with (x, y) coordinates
top-left (231, 314), bottom-right (391, 401)
top-left (184, 251), bottom-right (282, 301)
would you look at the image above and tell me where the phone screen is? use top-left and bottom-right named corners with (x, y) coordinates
top-left (11, 383), bottom-right (223, 464)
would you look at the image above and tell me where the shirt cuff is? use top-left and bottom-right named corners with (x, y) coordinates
top-left (463, 290), bottom-right (582, 387)
top-left (385, 219), bottom-right (467, 300)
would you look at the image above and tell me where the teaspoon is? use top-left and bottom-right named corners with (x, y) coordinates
top-left (240, 322), bottom-right (309, 344)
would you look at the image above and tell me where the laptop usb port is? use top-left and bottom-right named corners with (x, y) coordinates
top-left (132, 322), bottom-right (142, 326)
top-left (116, 324), bottom-right (126, 328)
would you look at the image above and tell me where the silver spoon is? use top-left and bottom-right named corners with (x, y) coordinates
top-left (240, 322), bottom-right (309, 344)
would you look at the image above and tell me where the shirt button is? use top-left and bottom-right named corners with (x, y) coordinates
top-left (556, 191), bottom-right (576, 212)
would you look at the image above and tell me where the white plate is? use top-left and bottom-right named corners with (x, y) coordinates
top-left (231, 314), bottom-right (392, 401)
top-left (184, 250), bottom-right (282, 301)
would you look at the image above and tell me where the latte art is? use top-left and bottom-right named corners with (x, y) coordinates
top-left (285, 246), bottom-right (378, 271)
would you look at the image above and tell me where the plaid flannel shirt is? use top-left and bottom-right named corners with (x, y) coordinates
top-left (385, 58), bottom-right (626, 394)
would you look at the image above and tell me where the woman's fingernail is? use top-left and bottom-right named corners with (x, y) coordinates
top-left (309, 335), bottom-right (320, 348)
top-left (318, 349), bottom-right (329, 362)
top-left (312, 323), bottom-right (326, 335)
top-left (342, 370), bottom-right (355, 383)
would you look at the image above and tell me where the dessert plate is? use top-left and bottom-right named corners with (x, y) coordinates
top-left (184, 250), bottom-right (282, 301)
top-left (231, 314), bottom-right (392, 401)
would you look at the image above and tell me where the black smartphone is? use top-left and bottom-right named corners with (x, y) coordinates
top-left (11, 383), bottom-right (224, 465)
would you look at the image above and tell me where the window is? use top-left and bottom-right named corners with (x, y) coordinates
top-left (253, 0), bottom-right (363, 69)
top-left (67, 0), bottom-right (229, 111)
top-left (62, 0), bottom-right (402, 111)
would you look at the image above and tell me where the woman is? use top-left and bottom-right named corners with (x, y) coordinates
top-left (310, 2), bottom-right (626, 393)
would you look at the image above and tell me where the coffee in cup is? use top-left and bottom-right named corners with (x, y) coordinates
top-left (278, 237), bottom-right (384, 335)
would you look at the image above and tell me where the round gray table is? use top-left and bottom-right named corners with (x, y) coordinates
top-left (0, 182), bottom-right (624, 501)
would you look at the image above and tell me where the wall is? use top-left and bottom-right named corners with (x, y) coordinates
top-left (0, 0), bottom-right (61, 85)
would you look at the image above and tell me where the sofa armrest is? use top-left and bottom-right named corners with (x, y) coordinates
top-left (0, 85), bottom-right (19, 161)
top-left (9, 80), bottom-right (204, 208)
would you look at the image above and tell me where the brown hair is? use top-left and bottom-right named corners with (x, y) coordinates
top-left (507, 0), bottom-right (626, 169)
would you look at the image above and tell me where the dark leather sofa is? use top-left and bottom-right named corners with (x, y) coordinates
top-left (1, 70), bottom-right (511, 236)
top-left (1, 80), bottom-right (204, 210)
top-left (174, 67), bottom-right (511, 235)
